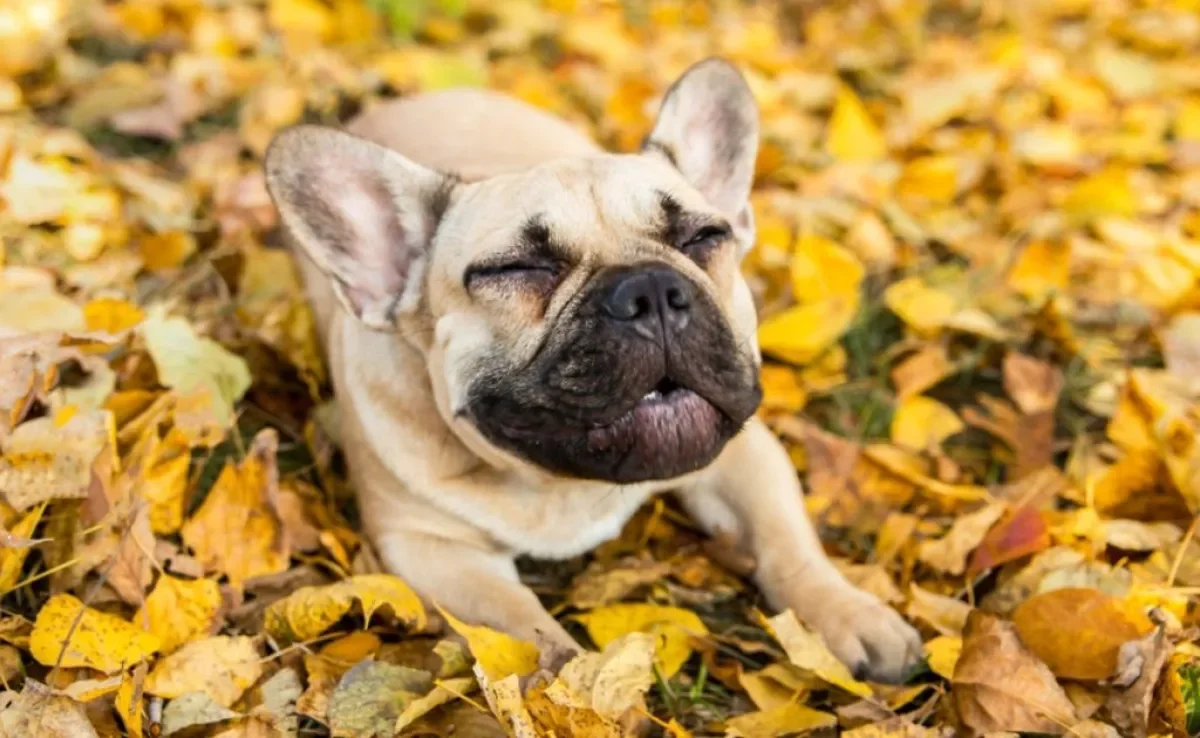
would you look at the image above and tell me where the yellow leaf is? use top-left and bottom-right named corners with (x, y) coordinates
top-left (1007, 240), bottom-right (1071, 300)
top-left (139, 306), bottom-right (251, 432)
top-left (441, 607), bottom-right (539, 681)
top-left (545, 632), bottom-right (655, 718)
top-left (138, 232), bottom-right (196, 272)
top-left (267, 0), bottom-right (335, 44)
top-left (141, 449), bottom-right (190, 535)
top-left (891, 396), bottom-right (964, 452)
top-left (135, 575), bottom-right (222, 654)
top-left (758, 301), bottom-right (858, 365)
top-left (765, 610), bottom-right (871, 697)
top-left (827, 85), bottom-right (887, 161)
top-left (924, 635), bottom-right (962, 680)
top-left (724, 702), bottom-right (837, 737)
top-left (758, 365), bottom-right (808, 414)
top-left (790, 234), bottom-right (865, 304)
top-left (0, 682), bottom-right (99, 738)
top-left (181, 429), bottom-right (289, 588)
top-left (896, 155), bottom-right (961, 203)
top-left (575, 603), bottom-right (708, 679)
top-left (144, 635), bottom-right (263, 708)
top-left (1064, 167), bottom-right (1137, 222)
top-left (917, 502), bottom-right (1007, 575)
top-left (394, 676), bottom-right (478, 733)
top-left (1177, 96), bottom-right (1200, 141)
top-left (82, 298), bottom-right (144, 335)
top-left (737, 663), bottom-right (819, 710)
top-left (0, 268), bottom-right (85, 337)
top-left (115, 664), bottom-right (147, 738)
top-left (30, 594), bottom-right (160, 674)
top-left (884, 277), bottom-right (958, 336)
top-left (0, 502), bottom-right (45, 594)
top-left (264, 574), bottom-right (427, 643)
top-left (907, 584), bottom-right (971, 637)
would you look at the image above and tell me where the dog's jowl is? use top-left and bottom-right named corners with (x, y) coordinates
top-left (264, 58), bottom-right (922, 682)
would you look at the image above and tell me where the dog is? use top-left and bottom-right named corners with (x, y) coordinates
top-left (264, 58), bottom-right (922, 682)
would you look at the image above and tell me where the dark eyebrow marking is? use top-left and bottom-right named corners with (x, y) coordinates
top-left (517, 214), bottom-right (573, 263)
top-left (655, 191), bottom-right (730, 249)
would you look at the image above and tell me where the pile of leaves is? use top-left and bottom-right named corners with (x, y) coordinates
top-left (1, 0), bottom-right (1199, 735)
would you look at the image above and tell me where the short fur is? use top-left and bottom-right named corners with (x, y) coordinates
top-left (265, 58), bottom-right (921, 681)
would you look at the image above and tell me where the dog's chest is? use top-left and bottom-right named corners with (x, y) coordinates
top-left (442, 480), bottom-right (660, 559)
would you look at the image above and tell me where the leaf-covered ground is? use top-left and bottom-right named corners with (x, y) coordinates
top-left (2, 0), bottom-right (1200, 736)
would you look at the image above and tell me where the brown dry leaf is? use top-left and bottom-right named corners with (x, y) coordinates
top-left (891, 344), bottom-right (955, 399)
top-left (134, 574), bottom-right (222, 654)
top-left (0, 644), bottom-right (21, 684)
top-left (0, 681), bottom-right (100, 738)
top-left (1011, 588), bottom-right (1154, 680)
top-left (144, 635), bottom-right (263, 708)
top-left (264, 573), bottom-right (426, 643)
top-left (918, 503), bottom-right (1006, 575)
top-left (160, 692), bottom-right (241, 736)
top-left (566, 557), bottom-right (672, 610)
top-left (29, 593), bottom-right (160, 673)
top-left (952, 610), bottom-right (1076, 735)
top-left (181, 429), bottom-right (290, 588)
top-left (1104, 625), bottom-right (1173, 738)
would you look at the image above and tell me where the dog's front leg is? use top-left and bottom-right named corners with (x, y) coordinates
top-left (678, 418), bottom-right (922, 682)
top-left (370, 530), bottom-right (579, 654)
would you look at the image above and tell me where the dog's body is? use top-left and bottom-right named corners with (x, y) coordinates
top-left (267, 60), bottom-right (921, 682)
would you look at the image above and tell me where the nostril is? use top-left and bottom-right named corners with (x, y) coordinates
top-left (665, 286), bottom-right (690, 311)
top-left (633, 295), bottom-right (652, 318)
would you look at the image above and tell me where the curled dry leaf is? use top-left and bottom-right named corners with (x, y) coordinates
top-left (442, 607), bottom-right (539, 682)
top-left (546, 632), bottom-right (655, 719)
top-left (264, 573), bottom-right (426, 643)
top-left (952, 610), bottom-right (1076, 735)
top-left (29, 593), bottom-right (160, 673)
top-left (0, 681), bottom-right (100, 738)
top-left (575, 602), bottom-right (708, 680)
top-left (144, 635), bottom-right (263, 708)
top-left (1104, 625), bottom-right (1172, 738)
top-left (906, 584), bottom-right (971, 636)
top-left (967, 505), bottom-right (1051, 575)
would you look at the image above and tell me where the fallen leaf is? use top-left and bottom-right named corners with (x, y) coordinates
top-left (0, 503), bottom-right (46, 593)
top-left (827, 85), bottom-right (887, 161)
top-left (724, 702), bottom-right (837, 737)
top-left (139, 305), bottom-right (251, 433)
top-left (576, 603), bottom-right (708, 679)
top-left (297, 631), bottom-right (382, 723)
top-left (326, 660), bottom-right (433, 738)
top-left (160, 692), bottom-right (240, 736)
top-left (135, 574), bottom-right (222, 654)
top-left (1012, 588), bottom-right (1153, 680)
top-left (891, 396), bottom-right (964, 452)
top-left (918, 503), bottom-right (1007, 575)
top-left (547, 632), bottom-right (655, 718)
top-left (442, 608), bottom-right (539, 681)
top-left (265, 574), bottom-right (426, 643)
top-left (181, 429), bottom-right (290, 588)
top-left (952, 610), bottom-right (1076, 735)
top-left (0, 681), bottom-right (99, 738)
top-left (766, 610), bottom-right (871, 697)
top-left (29, 593), bottom-right (160, 673)
top-left (145, 635), bottom-right (263, 708)
top-left (115, 663), bottom-right (147, 738)
top-left (923, 635), bottom-right (961, 680)
top-left (967, 505), bottom-right (1051, 575)
top-left (0, 410), bottom-right (116, 512)
top-left (907, 584), bottom-right (971, 636)
top-left (1105, 625), bottom-right (1172, 738)
top-left (393, 676), bottom-right (476, 733)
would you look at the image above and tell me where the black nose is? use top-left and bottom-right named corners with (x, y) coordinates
top-left (600, 264), bottom-right (693, 331)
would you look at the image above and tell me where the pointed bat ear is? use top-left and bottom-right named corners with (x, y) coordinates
top-left (643, 58), bottom-right (759, 250)
top-left (265, 125), bottom-right (457, 330)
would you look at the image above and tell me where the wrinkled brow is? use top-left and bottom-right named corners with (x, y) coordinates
top-left (655, 191), bottom-right (725, 247)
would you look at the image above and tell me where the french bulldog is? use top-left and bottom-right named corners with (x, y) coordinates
top-left (264, 58), bottom-right (922, 682)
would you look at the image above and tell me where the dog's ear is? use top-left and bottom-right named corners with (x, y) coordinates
top-left (643, 58), bottom-right (759, 248)
top-left (265, 125), bottom-right (455, 330)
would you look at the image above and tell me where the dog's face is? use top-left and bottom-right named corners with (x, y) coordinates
top-left (266, 59), bottom-right (763, 483)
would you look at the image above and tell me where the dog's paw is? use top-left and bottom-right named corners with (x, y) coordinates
top-left (803, 585), bottom-right (923, 684)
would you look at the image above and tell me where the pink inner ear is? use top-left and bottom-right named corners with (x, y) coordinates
top-left (328, 176), bottom-right (413, 314)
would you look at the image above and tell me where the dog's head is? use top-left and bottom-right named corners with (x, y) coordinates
top-left (265, 59), bottom-right (763, 484)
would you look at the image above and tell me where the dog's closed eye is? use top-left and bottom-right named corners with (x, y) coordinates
top-left (679, 223), bottom-right (731, 258)
top-left (463, 257), bottom-right (565, 292)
